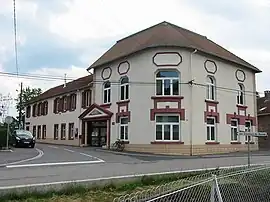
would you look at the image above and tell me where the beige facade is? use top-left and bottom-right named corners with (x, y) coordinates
top-left (26, 22), bottom-right (261, 155)
top-left (25, 87), bottom-right (92, 146)
top-left (91, 47), bottom-right (259, 155)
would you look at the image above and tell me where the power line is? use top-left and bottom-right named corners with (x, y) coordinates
top-left (0, 70), bottom-right (265, 96)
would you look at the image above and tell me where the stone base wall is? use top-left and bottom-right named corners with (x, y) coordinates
top-left (124, 143), bottom-right (259, 156)
top-left (36, 138), bottom-right (80, 146)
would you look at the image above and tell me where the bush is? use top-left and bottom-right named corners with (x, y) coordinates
top-left (0, 126), bottom-right (8, 149)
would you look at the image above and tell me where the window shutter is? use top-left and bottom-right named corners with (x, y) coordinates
top-left (74, 94), bottom-right (77, 110)
top-left (89, 90), bottom-right (92, 105)
top-left (59, 98), bottom-right (63, 112)
top-left (82, 91), bottom-right (86, 108)
top-left (67, 96), bottom-right (71, 111)
top-left (53, 99), bottom-right (57, 113)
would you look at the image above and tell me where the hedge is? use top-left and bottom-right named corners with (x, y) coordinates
top-left (0, 127), bottom-right (8, 149)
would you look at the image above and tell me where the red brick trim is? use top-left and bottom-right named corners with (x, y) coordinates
top-left (204, 100), bottom-right (220, 123)
top-left (205, 142), bottom-right (220, 145)
top-left (245, 142), bottom-right (255, 144)
top-left (150, 96), bottom-right (185, 121)
top-left (226, 114), bottom-right (256, 126)
top-left (100, 103), bottom-right (112, 108)
top-left (231, 142), bottom-right (241, 144)
top-left (151, 141), bottom-right (184, 144)
top-left (116, 100), bottom-right (131, 123)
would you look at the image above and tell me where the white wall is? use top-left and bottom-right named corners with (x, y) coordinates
top-left (93, 47), bottom-right (258, 146)
top-left (25, 88), bottom-right (90, 145)
top-left (192, 53), bottom-right (257, 144)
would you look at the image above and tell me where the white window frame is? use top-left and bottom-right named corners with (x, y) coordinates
top-left (206, 117), bottom-right (216, 142)
top-left (120, 117), bottom-right (128, 141)
top-left (245, 120), bottom-right (253, 142)
top-left (231, 119), bottom-right (239, 142)
top-left (206, 76), bottom-right (216, 101)
top-left (156, 70), bottom-right (179, 96)
top-left (237, 84), bottom-right (245, 105)
top-left (85, 90), bottom-right (91, 107)
top-left (120, 77), bottom-right (129, 101)
top-left (103, 81), bottom-right (111, 104)
top-left (155, 115), bottom-right (180, 141)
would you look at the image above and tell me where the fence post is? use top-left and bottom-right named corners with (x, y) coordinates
top-left (211, 175), bottom-right (223, 202)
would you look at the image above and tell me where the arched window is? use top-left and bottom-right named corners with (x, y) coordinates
top-left (206, 76), bottom-right (216, 101)
top-left (237, 84), bottom-right (245, 105)
top-left (120, 77), bottom-right (129, 101)
top-left (103, 81), bottom-right (111, 104)
top-left (156, 70), bottom-right (179, 96)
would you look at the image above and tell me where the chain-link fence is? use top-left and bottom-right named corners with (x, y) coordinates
top-left (113, 165), bottom-right (270, 202)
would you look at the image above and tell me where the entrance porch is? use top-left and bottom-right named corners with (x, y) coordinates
top-left (79, 103), bottom-right (113, 148)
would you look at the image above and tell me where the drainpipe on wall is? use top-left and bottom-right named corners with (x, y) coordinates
top-left (77, 89), bottom-right (81, 147)
top-left (189, 49), bottom-right (197, 156)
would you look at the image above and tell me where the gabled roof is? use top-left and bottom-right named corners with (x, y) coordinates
top-left (78, 103), bottom-right (113, 119)
top-left (88, 21), bottom-right (261, 73)
top-left (27, 74), bottom-right (93, 105)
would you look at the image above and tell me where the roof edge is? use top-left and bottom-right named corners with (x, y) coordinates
top-left (88, 45), bottom-right (261, 73)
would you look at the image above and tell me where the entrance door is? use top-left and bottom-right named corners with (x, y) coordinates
top-left (90, 127), bottom-right (107, 147)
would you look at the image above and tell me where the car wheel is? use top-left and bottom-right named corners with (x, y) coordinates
top-left (30, 144), bottom-right (35, 148)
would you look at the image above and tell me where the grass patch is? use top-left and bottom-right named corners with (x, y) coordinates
top-left (0, 170), bottom-right (209, 202)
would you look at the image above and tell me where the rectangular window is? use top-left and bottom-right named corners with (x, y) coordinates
top-left (68, 123), bottom-right (74, 140)
top-left (33, 126), bottom-right (36, 137)
top-left (120, 117), bottom-right (128, 141)
top-left (26, 106), bottom-right (31, 118)
top-left (155, 115), bottom-right (180, 141)
top-left (42, 125), bottom-right (46, 139)
top-left (61, 123), bottom-right (66, 140)
top-left (120, 85), bottom-right (129, 101)
top-left (85, 90), bottom-right (91, 107)
top-left (231, 119), bottom-right (239, 141)
top-left (54, 124), bottom-right (59, 140)
top-left (37, 125), bottom-right (41, 139)
top-left (245, 121), bottom-right (253, 142)
top-left (26, 126), bottom-right (30, 131)
top-left (207, 84), bottom-right (215, 100)
top-left (206, 117), bottom-right (216, 141)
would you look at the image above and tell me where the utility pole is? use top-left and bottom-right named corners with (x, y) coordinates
top-left (19, 82), bottom-right (23, 129)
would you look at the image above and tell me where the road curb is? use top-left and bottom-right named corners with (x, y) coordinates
top-left (0, 164), bottom-right (265, 196)
top-left (95, 148), bottom-right (270, 159)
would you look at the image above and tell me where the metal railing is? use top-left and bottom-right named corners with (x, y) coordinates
top-left (113, 165), bottom-right (270, 202)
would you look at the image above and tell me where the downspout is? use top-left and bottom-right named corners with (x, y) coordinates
top-left (189, 49), bottom-right (197, 156)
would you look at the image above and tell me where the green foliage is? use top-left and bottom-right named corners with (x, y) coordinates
top-left (0, 170), bottom-right (207, 201)
top-left (0, 126), bottom-right (7, 149)
top-left (15, 86), bottom-right (42, 125)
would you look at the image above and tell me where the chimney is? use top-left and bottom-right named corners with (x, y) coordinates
top-left (264, 90), bottom-right (270, 99)
top-left (256, 91), bottom-right (260, 98)
top-left (63, 73), bottom-right (67, 88)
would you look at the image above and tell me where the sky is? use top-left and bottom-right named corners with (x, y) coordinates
top-left (0, 0), bottom-right (270, 117)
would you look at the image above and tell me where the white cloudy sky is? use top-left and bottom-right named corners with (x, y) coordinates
top-left (0, 0), bottom-right (270, 117)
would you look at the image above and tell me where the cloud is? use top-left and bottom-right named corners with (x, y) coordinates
top-left (0, 0), bottom-right (270, 119)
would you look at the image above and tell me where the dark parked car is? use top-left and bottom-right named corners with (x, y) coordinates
top-left (11, 130), bottom-right (35, 148)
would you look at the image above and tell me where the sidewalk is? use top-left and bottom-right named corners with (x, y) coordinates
top-left (95, 148), bottom-right (270, 159)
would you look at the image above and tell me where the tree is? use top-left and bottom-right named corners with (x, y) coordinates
top-left (16, 86), bottom-right (42, 127)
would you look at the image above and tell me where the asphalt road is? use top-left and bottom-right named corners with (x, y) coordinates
top-left (0, 144), bottom-right (270, 188)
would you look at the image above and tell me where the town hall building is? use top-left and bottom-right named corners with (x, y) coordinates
top-left (25, 21), bottom-right (261, 155)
